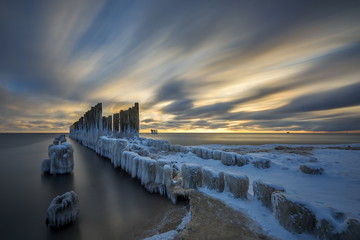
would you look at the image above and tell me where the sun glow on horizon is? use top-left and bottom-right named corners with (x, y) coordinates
top-left (1, 1), bottom-right (359, 133)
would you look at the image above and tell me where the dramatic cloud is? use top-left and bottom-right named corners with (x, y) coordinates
top-left (0, 0), bottom-right (359, 132)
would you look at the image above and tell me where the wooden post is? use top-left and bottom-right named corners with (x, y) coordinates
top-left (113, 113), bottom-right (120, 132)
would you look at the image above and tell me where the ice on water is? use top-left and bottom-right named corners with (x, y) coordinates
top-left (41, 135), bottom-right (74, 175)
top-left (46, 191), bottom-right (79, 228)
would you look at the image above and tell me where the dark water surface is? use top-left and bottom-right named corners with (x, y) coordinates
top-left (0, 133), bottom-right (184, 240)
top-left (140, 133), bottom-right (360, 146)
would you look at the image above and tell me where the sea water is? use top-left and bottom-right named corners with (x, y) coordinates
top-left (140, 133), bottom-right (360, 146)
top-left (0, 133), bottom-right (185, 239)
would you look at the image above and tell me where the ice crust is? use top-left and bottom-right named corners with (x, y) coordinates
top-left (41, 135), bottom-right (74, 175)
top-left (181, 164), bottom-right (202, 189)
top-left (46, 191), bottom-right (79, 228)
top-left (201, 167), bottom-right (224, 192)
top-left (224, 172), bottom-right (249, 199)
top-left (143, 211), bottom-right (191, 240)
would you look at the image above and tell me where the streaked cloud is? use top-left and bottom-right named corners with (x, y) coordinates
top-left (1, 0), bottom-right (359, 132)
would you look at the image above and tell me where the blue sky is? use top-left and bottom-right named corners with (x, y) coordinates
top-left (1, 0), bottom-right (360, 132)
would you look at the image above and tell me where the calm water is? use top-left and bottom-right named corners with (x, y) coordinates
top-left (0, 133), bottom-right (185, 240)
top-left (140, 133), bottom-right (360, 146)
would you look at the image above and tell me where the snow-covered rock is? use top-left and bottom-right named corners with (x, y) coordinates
top-left (213, 150), bottom-right (222, 160)
top-left (146, 139), bottom-right (170, 152)
top-left (196, 147), bottom-right (204, 158)
top-left (180, 146), bottom-right (190, 153)
top-left (235, 154), bottom-right (250, 166)
top-left (221, 152), bottom-right (237, 166)
top-left (224, 172), bottom-right (249, 199)
top-left (202, 167), bottom-right (224, 192)
top-left (272, 192), bottom-right (316, 234)
top-left (201, 148), bottom-right (213, 159)
top-left (253, 180), bottom-right (285, 209)
top-left (252, 158), bottom-right (271, 169)
top-left (170, 144), bottom-right (182, 152)
top-left (192, 147), bottom-right (214, 159)
top-left (46, 191), bottom-right (79, 228)
top-left (181, 164), bottom-right (202, 189)
top-left (316, 217), bottom-right (360, 240)
top-left (300, 164), bottom-right (324, 175)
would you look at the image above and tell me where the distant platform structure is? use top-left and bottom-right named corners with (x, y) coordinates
top-left (151, 129), bottom-right (158, 134)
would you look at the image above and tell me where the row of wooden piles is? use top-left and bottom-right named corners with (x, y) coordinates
top-left (70, 103), bottom-right (140, 137)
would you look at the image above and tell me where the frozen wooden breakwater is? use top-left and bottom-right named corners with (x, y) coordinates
top-left (70, 103), bottom-right (360, 240)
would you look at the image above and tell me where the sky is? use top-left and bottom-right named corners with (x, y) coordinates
top-left (0, 0), bottom-right (360, 133)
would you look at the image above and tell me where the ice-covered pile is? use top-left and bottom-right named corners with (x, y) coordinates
top-left (41, 135), bottom-right (74, 174)
top-left (46, 191), bottom-right (79, 228)
top-left (68, 131), bottom-right (360, 240)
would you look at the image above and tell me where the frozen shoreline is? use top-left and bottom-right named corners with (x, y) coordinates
top-left (156, 142), bottom-right (360, 239)
top-left (70, 127), bottom-right (360, 239)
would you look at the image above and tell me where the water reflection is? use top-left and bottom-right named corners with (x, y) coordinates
top-left (141, 133), bottom-right (360, 145)
top-left (40, 174), bottom-right (75, 199)
top-left (0, 134), bottom-right (186, 239)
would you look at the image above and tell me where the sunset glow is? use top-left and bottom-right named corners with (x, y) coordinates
top-left (1, 0), bottom-right (359, 133)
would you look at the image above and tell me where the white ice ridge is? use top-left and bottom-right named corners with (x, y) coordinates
top-left (69, 129), bottom-right (360, 240)
top-left (143, 211), bottom-right (191, 240)
top-left (41, 135), bottom-right (74, 175)
top-left (46, 191), bottom-right (79, 228)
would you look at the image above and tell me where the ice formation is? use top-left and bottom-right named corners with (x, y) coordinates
top-left (41, 135), bottom-right (74, 175)
top-left (220, 151), bottom-right (237, 166)
top-left (299, 164), bottom-right (324, 175)
top-left (68, 103), bottom-right (360, 240)
top-left (143, 211), bottom-right (192, 240)
top-left (96, 136), bottom-right (128, 165)
top-left (272, 192), bottom-right (317, 234)
top-left (201, 167), bottom-right (224, 192)
top-left (224, 172), bottom-right (249, 199)
top-left (253, 180), bottom-right (285, 209)
top-left (46, 191), bottom-right (79, 228)
top-left (252, 158), bottom-right (271, 169)
top-left (181, 164), bottom-right (202, 189)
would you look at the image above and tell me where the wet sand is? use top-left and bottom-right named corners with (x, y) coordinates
top-left (175, 191), bottom-right (278, 240)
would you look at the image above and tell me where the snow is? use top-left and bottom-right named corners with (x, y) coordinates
top-left (200, 188), bottom-right (316, 240)
top-left (143, 211), bottom-right (191, 240)
top-left (156, 147), bottom-right (360, 218)
top-left (155, 143), bottom-right (360, 239)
